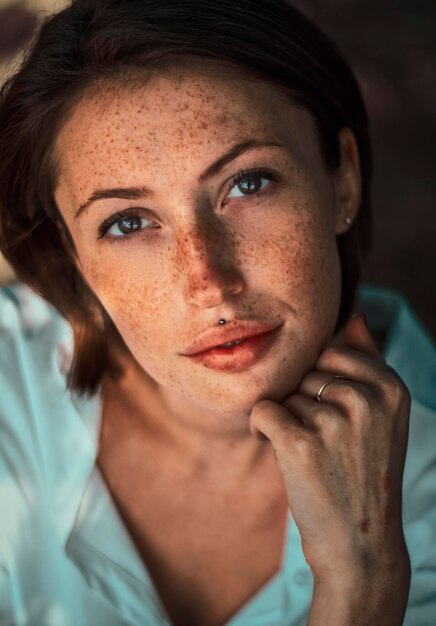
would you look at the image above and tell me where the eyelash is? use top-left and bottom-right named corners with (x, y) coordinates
top-left (96, 167), bottom-right (279, 241)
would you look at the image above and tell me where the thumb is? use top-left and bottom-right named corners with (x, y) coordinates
top-left (343, 312), bottom-right (385, 361)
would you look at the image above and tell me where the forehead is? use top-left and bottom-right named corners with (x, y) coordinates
top-left (55, 65), bottom-right (320, 200)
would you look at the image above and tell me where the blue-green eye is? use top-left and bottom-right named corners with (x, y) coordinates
top-left (225, 168), bottom-right (278, 203)
top-left (97, 210), bottom-right (158, 240)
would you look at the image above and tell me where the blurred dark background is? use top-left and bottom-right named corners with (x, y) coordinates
top-left (293, 0), bottom-right (436, 341)
top-left (0, 0), bottom-right (435, 339)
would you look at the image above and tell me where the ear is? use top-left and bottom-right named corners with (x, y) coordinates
top-left (333, 127), bottom-right (362, 235)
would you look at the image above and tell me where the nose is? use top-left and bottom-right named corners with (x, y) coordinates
top-left (178, 221), bottom-right (245, 309)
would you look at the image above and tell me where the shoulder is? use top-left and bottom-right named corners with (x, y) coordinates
top-left (0, 283), bottom-right (73, 378)
top-left (0, 280), bottom-right (100, 467)
top-left (0, 280), bottom-right (74, 449)
top-left (0, 281), bottom-right (74, 424)
top-left (0, 285), bottom-right (76, 532)
top-left (0, 286), bottom-right (65, 561)
top-left (0, 285), bottom-right (101, 610)
top-left (0, 284), bottom-right (74, 454)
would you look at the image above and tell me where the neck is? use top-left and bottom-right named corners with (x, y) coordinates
top-left (100, 350), bottom-right (274, 479)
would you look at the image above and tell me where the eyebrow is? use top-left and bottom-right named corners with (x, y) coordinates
top-left (73, 139), bottom-right (283, 221)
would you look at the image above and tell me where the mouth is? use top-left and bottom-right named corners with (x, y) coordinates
top-left (215, 338), bottom-right (247, 349)
top-left (182, 323), bottom-right (283, 372)
top-left (182, 320), bottom-right (282, 356)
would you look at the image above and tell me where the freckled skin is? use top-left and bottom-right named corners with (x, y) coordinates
top-left (360, 518), bottom-right (370, 534)
top-left (54, 65), bottom-right (353, 436)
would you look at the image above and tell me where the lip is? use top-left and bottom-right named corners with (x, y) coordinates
top-left (181, 321), bottom-right (282, 356)
top-left (181, 322), bottom-right (283, 372)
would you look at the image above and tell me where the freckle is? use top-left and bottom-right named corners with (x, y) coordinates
top-left (359, 517), bottom-right (370, 534)
top-left (379, 470), bottom-right (390, 491)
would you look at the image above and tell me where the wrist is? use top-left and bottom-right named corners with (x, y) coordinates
top-left (309, 532), bottom-right (410, 581)
top-left (308, 550), bottom-right (411, 626)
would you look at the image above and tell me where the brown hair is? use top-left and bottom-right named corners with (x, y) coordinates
top-left (0, 0), bottom-right (372, 396)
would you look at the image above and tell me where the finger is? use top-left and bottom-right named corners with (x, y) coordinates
top-left (249, 398), bottom-right (307, 448)
top-left (298, 371), bottom-right (372, 414)
top-left (343, 312), bottom-right (385, 361)
top-left (282, 391), bottom-right (344, 428)
top-left (315, 344), bottom-right (392, 384)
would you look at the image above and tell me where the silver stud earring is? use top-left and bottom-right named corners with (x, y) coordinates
top-left (344, 216), bottom-right (352, 225)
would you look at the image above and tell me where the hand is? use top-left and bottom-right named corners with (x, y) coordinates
top-left (249, 313), bottom-right (411, 580)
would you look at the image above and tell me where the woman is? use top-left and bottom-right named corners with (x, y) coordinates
top-left (0, 1), bottom-right (435, 625)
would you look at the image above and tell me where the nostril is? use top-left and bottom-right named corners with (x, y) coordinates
top-left (228, 280), bottom-right (244, 296)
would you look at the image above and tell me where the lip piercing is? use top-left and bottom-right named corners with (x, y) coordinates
top-left (219, 319), bottom-right (226, 325)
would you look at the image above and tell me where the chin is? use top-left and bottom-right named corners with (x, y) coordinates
top-left (185, 364), bottom-right (305, 418)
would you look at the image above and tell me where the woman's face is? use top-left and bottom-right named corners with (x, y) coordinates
top-left (54, 66), bottom-right (360, 418)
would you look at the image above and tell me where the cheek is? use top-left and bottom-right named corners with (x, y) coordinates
top-left (241, 207), bottom-right (342, 361)
top-left (242, 208), bottom-right (340, 300)
top-left (286, 216), bottom-right (341, 318)
top-left (77, 254), bottom-right (174, 353)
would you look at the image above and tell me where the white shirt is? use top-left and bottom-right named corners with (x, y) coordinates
top-left (0, 282), bottom-right (435, 625)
